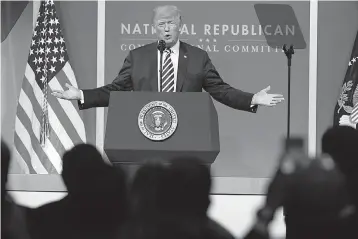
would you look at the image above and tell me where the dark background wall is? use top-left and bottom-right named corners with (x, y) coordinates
top-left (316, 1), bottom-right (358, 153)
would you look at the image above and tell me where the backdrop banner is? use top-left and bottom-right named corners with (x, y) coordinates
top-left (105, 1), bottom-right (310, 178)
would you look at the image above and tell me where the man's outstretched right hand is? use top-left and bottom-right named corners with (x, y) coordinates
top-left (52, 83), bottom-right (81, 101)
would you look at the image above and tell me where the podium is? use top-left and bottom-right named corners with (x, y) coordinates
top-left (104, 92), bottom-right (220, 167)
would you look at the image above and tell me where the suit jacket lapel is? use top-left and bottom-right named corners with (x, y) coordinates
top-left (148, 43), bottom-right (158, 92)
top-left (177, 41), bottom-right (188, 92)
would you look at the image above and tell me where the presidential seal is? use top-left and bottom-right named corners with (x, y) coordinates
top-left (138, 101), bottom-right (178, 141)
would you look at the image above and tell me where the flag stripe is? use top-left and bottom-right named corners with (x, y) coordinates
top-left (13, 147), bottom-right (31, 174)
top-left (18, 90), bottom-right (63, 172)
top-left (14, 134), bottom-right (36, 174)
top-left (21, 78), bottom-right (68, 156)
top-left (19, 87), bottom-right (42, 139)
top-left (16, 106), bottom-right (59, 174)
top-left (15, 117), bottom-right (52, 174)
top-left (55, 69), bottom-right (81, 111)
top-left (25, 64), bottom-right (75, 150)
top-left (62, 62), bottom-right (79, 88)
top-left (47, 102), bottom-right (75, 151)
top-left (46, 83), bottom-right (84, 146)
top-left (16, 102), bottom-right (57, 174)
top-left (49, 75), bottom-right (86, 142)
top-left (57, 63), bottom-right (88, 143)
top-left (47, 126), bottom-right (67, 161)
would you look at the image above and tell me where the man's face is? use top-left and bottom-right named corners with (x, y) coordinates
top-left (153, 10), bottom-right (181, 48)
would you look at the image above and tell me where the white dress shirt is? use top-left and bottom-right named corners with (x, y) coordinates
top-left (157, 40), bottom-right (180, 92)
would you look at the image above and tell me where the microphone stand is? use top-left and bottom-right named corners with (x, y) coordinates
top-left (283, 44), bottom-right (294, 140)
top-left (158, 40), bottom-right (166, 93)
top-left (159, 51), bottom-right (163, 92)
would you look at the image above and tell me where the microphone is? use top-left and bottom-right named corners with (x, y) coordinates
top-left (157, 39), bottom-right (166, 53)
top-left (283, 44), bottom-right (294, 61)
top-left (158, 40), bottom-right (166, 92)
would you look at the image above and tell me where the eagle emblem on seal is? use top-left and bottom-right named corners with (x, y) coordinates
top-left (138, 101), bottom-right (178, 141)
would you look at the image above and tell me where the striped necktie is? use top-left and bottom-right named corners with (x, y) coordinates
top-left (161, 49), bottom-right (175, 92)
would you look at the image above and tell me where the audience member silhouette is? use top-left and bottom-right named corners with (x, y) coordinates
top-left (322, 126), bottom-right (358, 207)
top-left (322, 126), bottom-right (358, 236)
top-left (284, 155), bottom-right (355, 239)
top-left (27, 143), bottom-right (127, 239)
top-left (4, 127), bottom-right (358, 239)
top-left (121, 158), bottom-right (235, 239)
top-left (164, 157), bottom-right (235, 239)
top-left (245, 137), bottom-right (356, 239)
top-left (1, 140), bottom-right (32, 239)
top-left (129, 161), bottom-right (168, 217)
top-left (119, 162), bottom-right (170, 239)
top-left (164, 158), bottom-right (211, 217)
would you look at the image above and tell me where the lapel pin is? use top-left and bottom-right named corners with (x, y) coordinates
top-left (184, 55), bottom-right (187, 58)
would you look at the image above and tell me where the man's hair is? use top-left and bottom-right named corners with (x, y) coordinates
top-left (152, 5), bottom-right (182, 25)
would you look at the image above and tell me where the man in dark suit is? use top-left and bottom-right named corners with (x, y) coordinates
top-left (52, 5), bottom-right (284, 112)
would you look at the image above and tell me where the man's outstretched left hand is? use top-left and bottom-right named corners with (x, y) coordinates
top-left (252, 86), bottom-right (284, 107)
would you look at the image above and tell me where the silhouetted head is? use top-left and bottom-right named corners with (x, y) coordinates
top-left (129, 161), bottom-right (168, 217)
top-left (62, 144), bottom-right (111, 194)
top-left (164, 157), bottom-right (212, 217)
top-left (62, 143), bottom-right (128, 226)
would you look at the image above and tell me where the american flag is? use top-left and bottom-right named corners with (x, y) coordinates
top-left (14, 0), bottom-right (86, 174)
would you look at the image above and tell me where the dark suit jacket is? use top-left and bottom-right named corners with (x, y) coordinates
top-left (80, 41), bottom-right (257, 113)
